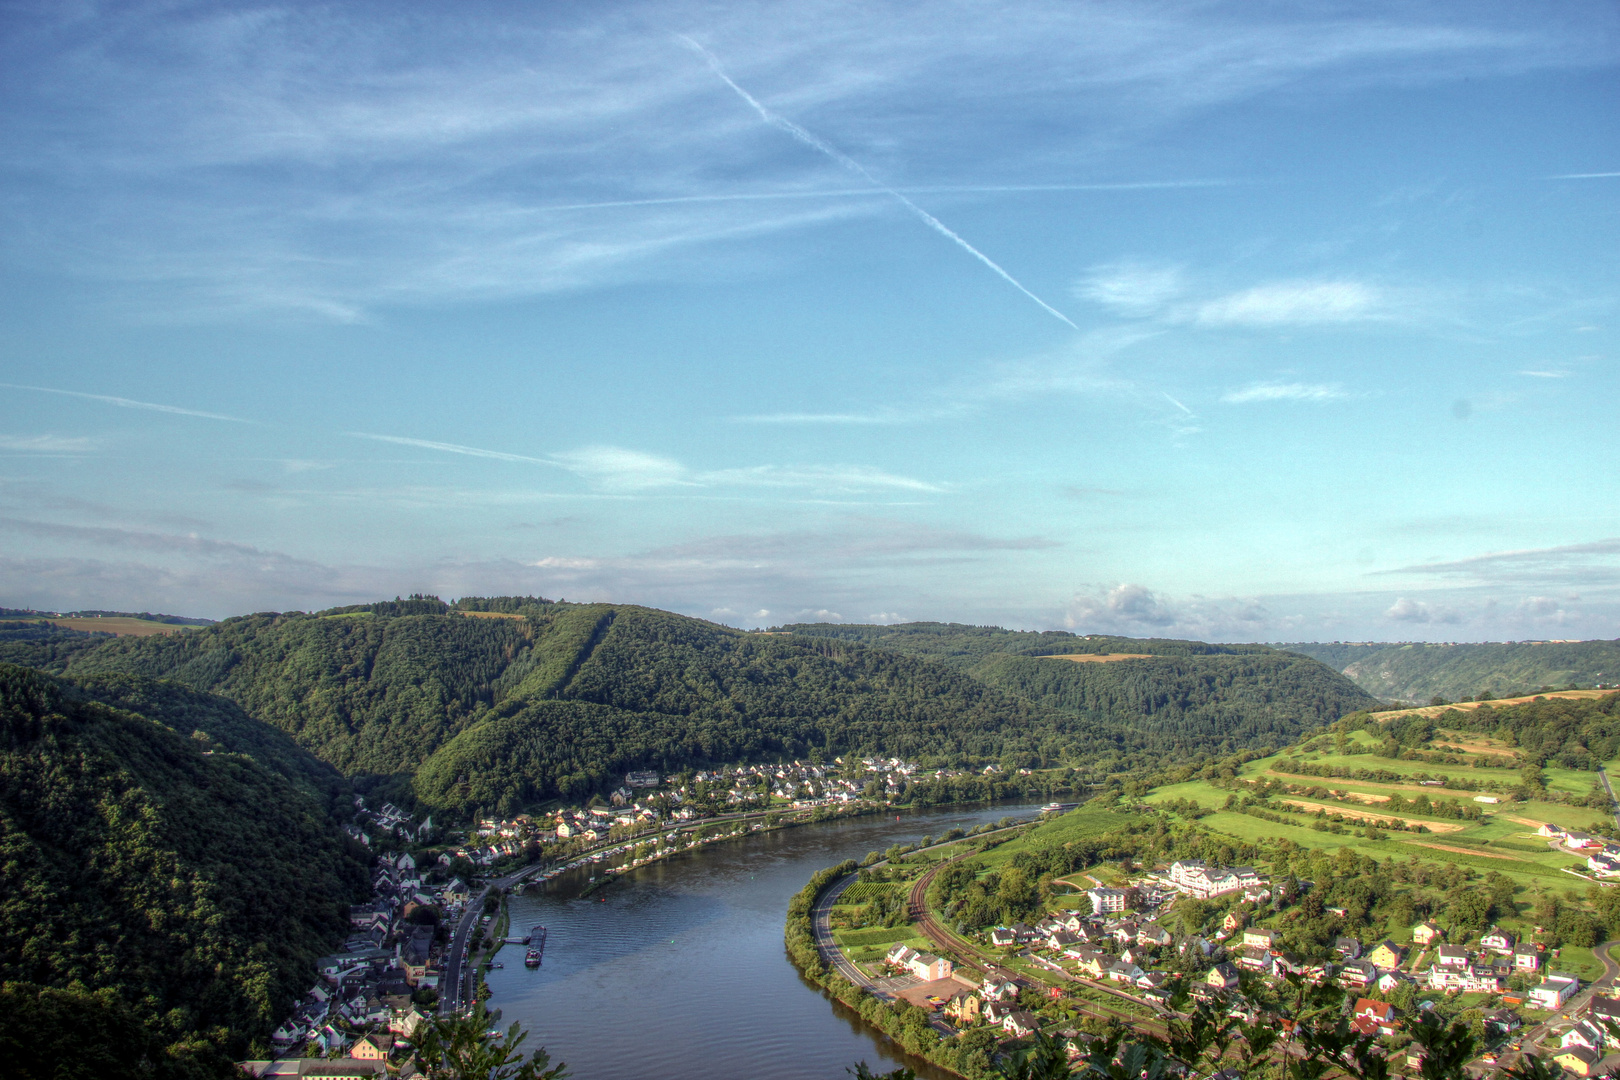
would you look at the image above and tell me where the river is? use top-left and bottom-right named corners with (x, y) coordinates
top-left (484, 801), bottom-right (1044, 1080)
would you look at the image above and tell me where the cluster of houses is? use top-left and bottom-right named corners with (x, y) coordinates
top-left (259, 850), bottom-right (464, 1066)
top-left (343, 798), bottom-right (433, 849)
top-left (1533, 823), bottom-right (1620, 878)
top-left (1550, 993), bottom-right (1620, 1077)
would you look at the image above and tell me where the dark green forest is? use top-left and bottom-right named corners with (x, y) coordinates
top-left (0, 664), bottom-right (368, 1077)
top-left (9, 600), bottom-right (1382, 815)
top-left (1280, 638), bottom-right (1620, 702)
top-left (782, 621), bottom-right (1377, 757)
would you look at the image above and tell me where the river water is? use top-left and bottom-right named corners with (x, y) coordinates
top-left (485, 801), bottom-right (1043, 1080)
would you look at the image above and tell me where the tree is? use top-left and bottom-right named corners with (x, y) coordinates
top-left (412, 1002), bottom-right (567, 1080)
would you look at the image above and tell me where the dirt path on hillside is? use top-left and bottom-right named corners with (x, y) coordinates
top-left (1266, 769), bottom-right (1504, 799)
top-left (1410, 841), bottom-right (1524, 861)
top-left (1280, 799), bottom-right (1466, 832)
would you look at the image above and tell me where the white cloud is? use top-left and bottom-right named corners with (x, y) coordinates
top-left (1196, 281), bottom-right (1380, 326)
top-left (1074, 262), bottom-right (1184, 315)
top-left (697, 464), bottom-right (945, 494)
top-left (1065, 582), bottom-right (1270, 638)
top-left (0, 434), bottom-right (95, 453)
top-left (551, 446), bottom-right (693, 492)
top-left (2, 4), bottom-right (1601, 318)
top-left (1221, 382), bottom-right (1350, 404)
top-left (1518, 369), bottom-right (1570, 378)
top-left (1384, 596), bottom-right (1460, 624)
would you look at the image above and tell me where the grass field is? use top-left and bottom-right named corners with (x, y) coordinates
top-left (1039, 653), bottom-right (1153, 663)
top-left (461, 610), bottom-right (526, 620)
top-left (1142, 731), bottom-right (1614, 886)
top-left (1369, 689), bottom-right (1620, 723)
top-left (26, 616), bottom-right (197, 637)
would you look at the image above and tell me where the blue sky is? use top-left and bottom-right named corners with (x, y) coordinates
top-left (1, 0), bottom-right (1616, 641)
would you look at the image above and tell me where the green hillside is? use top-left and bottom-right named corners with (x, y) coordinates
top-left (784, 621), bottom-right (1378, 755)
top-left (1280, 639), bottom-right (1620, 702)
top-left (55, 601), bottom-right (1124, 811)
top-left (1142, 690), bottom-right (1620, 888)
top-left (47, 602), bottom-right (1387, 814)
top-left (0, 664), bottom-right (368, 1077)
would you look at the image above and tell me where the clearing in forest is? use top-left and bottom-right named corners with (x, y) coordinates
top-left (37, 617), bottom-right (194, 637)
top-left (1041, 653), bottom-right (1154, 663)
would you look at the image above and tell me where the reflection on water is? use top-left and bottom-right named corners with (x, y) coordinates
top-left (484, 803), bottom-right (1040, 1080)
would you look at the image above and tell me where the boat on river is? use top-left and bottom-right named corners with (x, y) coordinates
top-left (524, 925), bottom-right (547, 967)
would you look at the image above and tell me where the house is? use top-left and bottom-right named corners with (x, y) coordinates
top-left (388, 1007), bottom-right (429, 1038)
top-left (1565, 832), bottom-right (1603, 851)
top-left (1337, 960), bottom-right (1376, 989)
top-left (1529, 973), bottom-right (1580, 1010)
top-left (1514, 946), bottom-right (1542, 972)
top-left (1434, 945), bottom-right (1471, 968)
top-left (1366, 940), bottom-right (1406, 970)
top-left (1047, 929), bottom-right (1081, 951)
top-left (982, 980), bottom-right (1021, 1002)
top-left (988, 928), bottom-right (1017, 948)
top-left (1562, 1020), bottom-right (1607, 1052)
top-left (1087, 887), bottom-right (1129, 914)
top-left (1588, 852), bottom-right (1620, 877)
top-left (1375, 971), bottom-right (1408, 994)
top-left (1167, 860), bottom-right (1248, 899)
top-left (1589, 993), bottom-right (1620, 1029)
top-left (1411, 921), bottom-right (1443, 946)
top-left (1483, 1009), bottom-right (1522, 1035)
top-left (1235, 947), bottom-right (1274, 974)
top-left (1350, 998), bottom-right (1399, 1038)
top-left (1241, 928), bottom-right (1278, 950)
top-left (1539, 823), bottom-right (1569, 839)
top-left (1221, 911), bottom-right (1247, 934)
top-left (908, 953), bottom-right (953, 981)
top-left (1204, 963), bottom-right (1240, 990)
top-left (349, 1034), bottom-right (393, 1061)
top-left (1137, 924), bottom-right (1172, 947)
top-left (1480, 927), bottom-right (1517, 953)
top-left (1104, 960), bottom-right (1145, 984)
top-left (1010, 922), bottom-right (1039, 942)
top-left (943, 990), bottom-right (982, 1025)
top-left (1003, 1010), bottom-right (1042, 1038)
top-left (443, 878), bottom-right (471, 904)
top-left (1553, 1045), bottom-right (1601, 1077)
top-left (1333, 936), bottom-right (1362, 959)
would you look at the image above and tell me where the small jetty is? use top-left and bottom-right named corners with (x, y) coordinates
top-left (524, 925), bottom-right (547, 967)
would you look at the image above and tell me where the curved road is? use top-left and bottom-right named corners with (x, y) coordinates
top-left (1485, 939), bottom-right (1620, 1074)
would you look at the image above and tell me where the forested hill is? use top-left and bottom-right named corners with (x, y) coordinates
top-left (39, 601), bottom-right (1386, 814)
top-left (781, 621), bottom-right (1378, 756)
top-left (54, 601), bottom-right (1127, 812)
top-left (1278, 639), bottom-right (1620, 703)
top-left (0, 664), bottom-right (368, 1077)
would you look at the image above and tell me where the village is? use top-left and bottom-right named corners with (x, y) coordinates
top-left (241, 759), bottom-right (945, 1075)
top-left (825, 842), bottom-right (1620, 1078)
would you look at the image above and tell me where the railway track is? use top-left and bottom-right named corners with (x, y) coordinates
top-left (905, 849), bottom-right (1167, 1035)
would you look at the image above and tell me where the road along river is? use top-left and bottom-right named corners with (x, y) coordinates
top-left (484, 801), bottom-right (1046, 1080)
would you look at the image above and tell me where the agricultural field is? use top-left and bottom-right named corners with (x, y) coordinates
top-left (31, 616), bottom-right (197, 637)
top-left (1143, 717), bottom-right (1620, 888)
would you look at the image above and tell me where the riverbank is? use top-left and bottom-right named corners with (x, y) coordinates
top-left (485, 801), bottom-right (1049, 1080)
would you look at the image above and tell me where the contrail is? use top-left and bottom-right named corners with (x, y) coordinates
top-left (348, 432), bottom-right (558, 466)
top-left (0, 382), bottom-right (253, 422)
top-left (678, 35), bottom-right (1078, 330)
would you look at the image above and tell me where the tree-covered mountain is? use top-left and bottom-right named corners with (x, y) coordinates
top-left (781, 621), bottom-right (1378, 756)
top-left (57, 602), bottom-right (1125, 812)
top-left (1279, 639), bottom-right (1620, 702)
top-left (40, 601), bottom-right (1382, 814)
top-left (0, 664), bottom-right (368, 1077)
